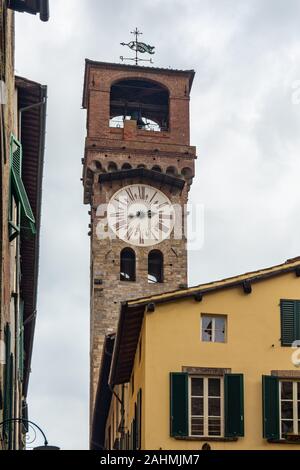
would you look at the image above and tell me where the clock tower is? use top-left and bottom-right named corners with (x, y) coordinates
top-left (82, 60), bottom-right (196, 415)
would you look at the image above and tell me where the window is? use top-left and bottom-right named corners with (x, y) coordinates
top-left (9, 191), bottom-right (20, 242)
top-left (280, 381), bottom-right (300, 438)
top-left (148, 250), bottom-right (163, 284)
top-left (280, 300), bottom-right (300, 346)
top-left (115, 399), bottom-right (119, 437)
top-left (110, 79), bottom-right (169, 132)
top-left (201, 315), bottom-right (226, 343)
top-left (170, 372), bottom-right (244, 439)
top-left (137, 389), bottom-right (142, 450)
top-left (108, 426), bottom-right (111, 450)
top-left (190, 377), bottom-right (223, 437)
top-left (120, 248), bottom-right (136, 282)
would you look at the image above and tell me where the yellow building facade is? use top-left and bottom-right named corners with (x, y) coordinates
top-left (92, 257), bottom-right (300, 450)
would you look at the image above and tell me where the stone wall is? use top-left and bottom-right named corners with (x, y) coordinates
top-left (82, 62), bottom-right (197, 419)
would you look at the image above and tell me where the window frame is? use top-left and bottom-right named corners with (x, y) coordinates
top-left (148, 249), bottom-right (164, 284)
top-left (120, 248), bottom-right (136, 282)
top-left (279, 380), bottom-right (300, 438)
top-left (280, 299), bottom-right (300, 347)
top-left (188, 376), bottom-right (224, 438)
top-left (201, 314), bottom-right (227, 343)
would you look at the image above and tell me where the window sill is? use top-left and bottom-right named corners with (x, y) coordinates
top-left (268, 438), bottom-right (300, 445)
top-left (174, 436), bottom-right (238, 442)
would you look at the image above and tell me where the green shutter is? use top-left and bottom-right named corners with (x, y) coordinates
top-left (10, 135), bottom-right (36, 235)
top-left (170, 372), bottom-right (188, 437)
top-left (262, 375), bottom-right (280, 440)
top-left (136, 389), bottom-right (142, 450)
top-left (130, 421), bottom-right (133, 450)
top-left (280, 300), bottom-right (300, 346)
top-left (4, 325), bottom-right (11, 423)
top-left (224, 374), bottom-right (244, 437)
top-left (132, 405), bottom-right (137, 450)
top-left (22, 400), bottom-right (29, 434)
top-left (19, 300), bottom-right (24, 382)
top-left (8, 355), bottom-right (14, 449)
top-left (3, 325), bottom-right (13, 448)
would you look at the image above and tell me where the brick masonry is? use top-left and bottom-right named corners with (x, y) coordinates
top-left (82, 61), bottom-right (197, 418)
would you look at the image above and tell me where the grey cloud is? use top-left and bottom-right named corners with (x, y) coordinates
top-left (14, 0), bottom-right (300, 449)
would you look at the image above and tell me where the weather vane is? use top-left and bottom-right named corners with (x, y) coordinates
top-left (120, 28), bottom-right (155, 66)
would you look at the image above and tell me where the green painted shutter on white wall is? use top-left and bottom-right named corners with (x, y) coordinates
top-left (10, 135), bottom-right (36, 235)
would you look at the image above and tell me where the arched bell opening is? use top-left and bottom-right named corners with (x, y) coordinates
top-left (110, 78), bottom-right (169, 132)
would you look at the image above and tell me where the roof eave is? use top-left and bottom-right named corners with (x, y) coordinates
top-left (15, 77), bottom-right (48, 397)
top-left (91, 334), bottom-right (116, 450)
top-left (110, 258), bottom-right (300, 386)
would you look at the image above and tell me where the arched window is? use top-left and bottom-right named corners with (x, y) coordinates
top-left (152, 165), bottom-right (162, 173)
top-left (166, 166), bottom-right (177, 177)
top-left (110, 79), bottom-right (169, 132)
top-left (107, 161), bottom-right (118, 172)
top-left (148, 250), bottom-right (163, 284)
top-left (122, 163), bottom-right (132, 170)
top-left (120, 248), bottom-right (136, 282)
top-left (181, 167), bottom-right (193, 179)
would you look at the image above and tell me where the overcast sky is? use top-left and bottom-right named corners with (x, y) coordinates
top-left (15, 0), bottom-right (300, 450)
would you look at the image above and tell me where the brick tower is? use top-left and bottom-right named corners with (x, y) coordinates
top-left (82, 60), bottom-right (196, 416)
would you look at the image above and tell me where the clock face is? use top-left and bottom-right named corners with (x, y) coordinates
top-left (107, 184), bottom-right (175, 247)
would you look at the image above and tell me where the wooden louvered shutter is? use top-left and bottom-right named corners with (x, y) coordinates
top-left (3, 324), bottom-right (13, 448)
top-left (170, 373), bottom-right (188, 437)
top-left (262, 375), bottom-right (280, 440)
top-left (280, 300), bottom-right (300, 346)
top-left (136, 389), bottom-right (142, 450)
top-left (10, 135), bottom-right (36, 235)
top-left (19, 300), bottom-right (25, 382)
top-left (224, 374), bottom-right (244, 437)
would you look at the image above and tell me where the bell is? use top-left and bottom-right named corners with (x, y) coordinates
top-left (130, 110), bottom-right (145, 128)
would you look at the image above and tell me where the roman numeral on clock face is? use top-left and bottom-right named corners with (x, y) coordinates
top-left (125, 188), bottom-right (135, 202)
top-left (113, 220), bottom-right (128, 232)
top-left (113, 198), bottom-right (127, 208)
top-left (149, 191), bottom-right (158, 204)
top-left (138, 186), bottom-right (146, 200)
